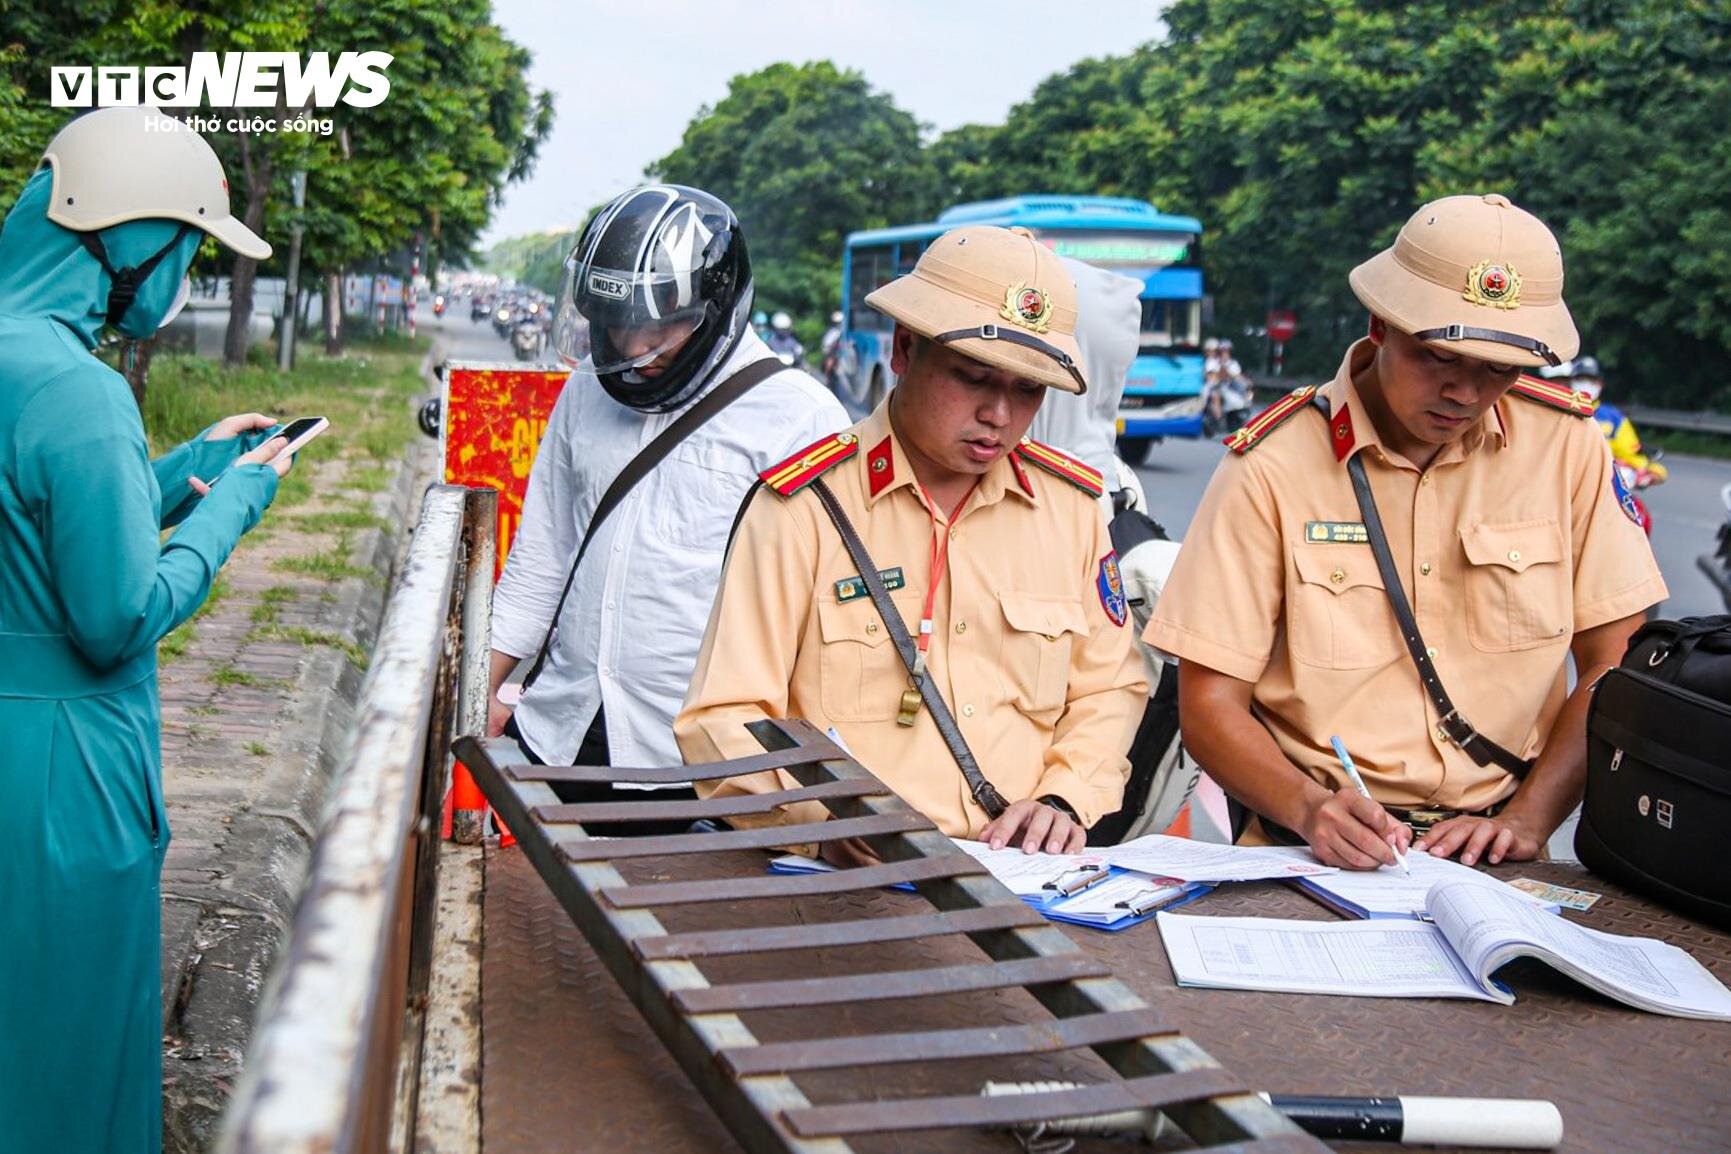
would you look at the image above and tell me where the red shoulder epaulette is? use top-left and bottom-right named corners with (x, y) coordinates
top-left (760, 432), bottom-right (860, 496)
top-left (1224, 384), bottom-right (1319, 454)
top-left (1510, 374), bottom-right (1597, 417)
top-left (1014, 437), bottom-right (1104, 497)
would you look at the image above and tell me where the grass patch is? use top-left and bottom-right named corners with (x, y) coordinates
top-left (289, 510), bottom-right (391, 533)
top-left (245, 741), bottom-right (270, 757)
top-left (253, 624), bottom-right (370, 669)
top-left (341, 465), bottom-right (392, 494)
top-left (271, 469), bottom-right (315, 509)
top-left (211, 666), bottom-right (271, 688)
top-left (272, 532), bottom-right (376, 583)
top-left (138, 337), bottom-right (422, 503)
top-left (159, 574), bottom-right (230, 663)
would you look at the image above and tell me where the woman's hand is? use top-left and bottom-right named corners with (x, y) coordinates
top-left (191, 436), bottom-right (291, 494)
top-left (203, 412), bottom-right (277, 442)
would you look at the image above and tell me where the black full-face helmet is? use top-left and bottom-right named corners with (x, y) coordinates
top-left (551, 184), bottom-right (754, 412)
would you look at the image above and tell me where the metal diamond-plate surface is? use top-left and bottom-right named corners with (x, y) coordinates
top-left (481, 846), bottom-right (1731, 1153)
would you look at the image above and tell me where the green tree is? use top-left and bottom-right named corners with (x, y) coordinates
top-left (962, 0), bottom-right (1731, 403)
top-left (650, 60), bottom-right (936, 329)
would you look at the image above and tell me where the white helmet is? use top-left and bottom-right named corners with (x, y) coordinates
top-left (830, 310), bottom-right (843, 324)
top-left (42, 106), bottom-right (270, 260)
top-left (770, 310), bottom-right (793, 332)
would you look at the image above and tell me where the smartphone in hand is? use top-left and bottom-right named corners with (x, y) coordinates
top-left (271, 416), bottom-right (330, 463)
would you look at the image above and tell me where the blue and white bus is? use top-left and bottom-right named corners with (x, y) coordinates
top-left (839, 195), bottom-right (1205, 455)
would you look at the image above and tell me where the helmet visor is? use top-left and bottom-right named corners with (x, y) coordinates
top-left (590, 311), bottom-right (709, 377)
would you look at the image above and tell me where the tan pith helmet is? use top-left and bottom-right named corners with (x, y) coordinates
top-left (41, 106), bottom-right (271, 260)
top-left (866, 225), bottom-right (1087, 393)
top-left (1349, 193), bottom-right (1577, 368)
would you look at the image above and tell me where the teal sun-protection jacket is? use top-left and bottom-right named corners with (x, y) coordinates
top-left (0, 168), bottom-right (278, 1154)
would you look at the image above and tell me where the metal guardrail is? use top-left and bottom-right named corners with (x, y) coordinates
top-left (1250, 373), bottom-right (1731, 438)
top-left (217, 484), bottom-right (496, 1154)
top-left (1621, 404), bottom-right (1731, 436)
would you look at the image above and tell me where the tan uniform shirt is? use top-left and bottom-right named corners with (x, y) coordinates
top-left (1147, 339), bottom-right (1668, 815)
top-left (675, 404), bottom-right (1147, 837)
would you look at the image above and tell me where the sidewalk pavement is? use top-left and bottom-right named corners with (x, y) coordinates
top-left (157, 350), bottom-right (438, 1153)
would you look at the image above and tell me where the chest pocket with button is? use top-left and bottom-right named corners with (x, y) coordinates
top-left (651, 441), bottom-right (757, 553)
top-left (1460, 519), bottom-right (1571, 652)
top-left (997, 592), bottom-right (1089, 716)
top-left (1288, 545), bottom-right (1403, 670)
top-left (815, 588), bottom-right (925, 722)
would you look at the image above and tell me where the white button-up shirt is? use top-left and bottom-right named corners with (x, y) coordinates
top-left (492, 328), bottom-right (849, 773)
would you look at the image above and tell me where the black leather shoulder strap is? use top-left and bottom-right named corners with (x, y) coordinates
top-left (807, 477), bottom-right (1009, 818)
top-left (1312, 395), bottom-right (1532, 780)
top-left (521, 357), bottom-right (784, 690)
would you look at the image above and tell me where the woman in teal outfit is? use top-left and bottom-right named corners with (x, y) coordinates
top-left (0, 107), bottom-right (290, 1153)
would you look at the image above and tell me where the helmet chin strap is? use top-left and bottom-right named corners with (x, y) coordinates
top-left (77, 224), bottom-right (195, 327)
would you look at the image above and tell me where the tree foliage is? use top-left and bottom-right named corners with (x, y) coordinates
top-left (0, 1), bottom-right (552, 357)
top-left (630, 3), bottom-right (1728, 405)
top-left (649, 61), bottom-right (936, 329)
top-left (939, 0), bottom-right (1731, 404)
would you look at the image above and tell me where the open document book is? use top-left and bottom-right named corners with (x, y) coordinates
top-left (1158, 880), bottom-right (1731, 1020)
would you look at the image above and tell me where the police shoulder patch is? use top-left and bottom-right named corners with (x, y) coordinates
top-left (1611, 464), bottom-right (1646, 528)
top-left (1015, 437), bottom-right (1104, 497)
top-left (1224, 385), bottom-right (1319, 454)
top-left (1097, 551), bottom-right (1127, 627)
top-left (760, 432), bottom-right (860, 496)
top-left (1510, 374), bottom-right (1597, 418)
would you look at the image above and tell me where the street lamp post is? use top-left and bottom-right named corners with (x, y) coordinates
top-left (278, 170), bottom-right (307, 371)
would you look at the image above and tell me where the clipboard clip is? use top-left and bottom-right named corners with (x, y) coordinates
top-left (1043, 864), bottom-right (1106, 897)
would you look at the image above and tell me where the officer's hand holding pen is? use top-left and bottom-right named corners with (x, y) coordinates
top-left (1299, 787), bottom-right (1412, 872)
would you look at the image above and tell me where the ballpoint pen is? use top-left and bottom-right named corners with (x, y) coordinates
top-left (1044, 864), bottom-right (1108, 897)
top-left (1330, 735), bottom-right (1410, 876)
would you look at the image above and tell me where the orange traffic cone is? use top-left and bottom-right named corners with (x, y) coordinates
top-left (449, 760), bottom-right (486, 845)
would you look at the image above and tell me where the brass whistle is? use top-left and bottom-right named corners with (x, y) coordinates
top-left (896, 686), bottom-right (923, 727)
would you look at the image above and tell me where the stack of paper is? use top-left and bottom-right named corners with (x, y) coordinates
top-left (1157, 881), bottom-right (1731, 1020)
top-left (1282, 848), bottom-right (1559, 920)
top-left (952, 840), bottom-right (1211, 929)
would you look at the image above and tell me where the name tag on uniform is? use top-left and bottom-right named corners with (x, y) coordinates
top-left (1305, 521), bottom-right (1369, 544)
top-left (835, 567), bottom-right (905, 602)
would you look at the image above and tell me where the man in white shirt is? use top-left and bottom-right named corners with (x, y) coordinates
top-left (488, 185), bottom-right (847, 831)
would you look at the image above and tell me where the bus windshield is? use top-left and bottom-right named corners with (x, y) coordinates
top-left (1139, 298), bottom-right (1202, 356)
top-left (1036, 230), bottom-right (1198, 271)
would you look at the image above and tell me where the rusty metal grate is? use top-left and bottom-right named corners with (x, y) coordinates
top-left (453, 718), bottom-right (1324, 1153)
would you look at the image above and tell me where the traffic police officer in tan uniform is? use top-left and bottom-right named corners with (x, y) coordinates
top-left (676, 226), bottom-right (1147, 856)
top-left (1147, 194), bottom-right (1667, 870)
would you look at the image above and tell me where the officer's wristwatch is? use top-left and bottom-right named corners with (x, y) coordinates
top-left (1038, 794), bottom-right (1080, 823)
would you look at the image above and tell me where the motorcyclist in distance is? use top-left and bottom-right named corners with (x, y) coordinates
top-left (764, 309), bottom-right (804, 366)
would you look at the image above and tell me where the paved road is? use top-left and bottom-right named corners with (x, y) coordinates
top-left (1134, 434), bottom-right (1731, 619)
top-left (420, 305), bottom-right (539, 363)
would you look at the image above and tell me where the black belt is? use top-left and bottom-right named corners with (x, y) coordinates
top-left (1262, 799), bottom-right (1507, 846)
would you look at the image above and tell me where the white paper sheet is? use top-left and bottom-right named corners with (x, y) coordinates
top-left (1293, 849), bottom-right (1552, 919)
top-left (1156, 911), bottom-right (1499, 1001)
top-left (1095, 835), bottom-right (1337, 883)
top-left (951, 840), bottom-right (1108, 898)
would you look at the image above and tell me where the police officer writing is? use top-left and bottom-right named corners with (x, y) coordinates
top-left (676, 226), bottom-right (1146, 857)
top-left (488, 185), bottom-right (846, 832)
top-left (1148, 194), bottom-right (1666, 870)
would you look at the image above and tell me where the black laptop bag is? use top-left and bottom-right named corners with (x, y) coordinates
top-left (1577, 616), bottom-right (1731, 928)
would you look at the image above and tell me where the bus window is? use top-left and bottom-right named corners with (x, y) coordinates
top-left (895, 238), bottom-right (929, 278)
top-left (1139, 299), bottom-right (1202, 354)
top-left (847, 244), bottom-right (896, 332)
